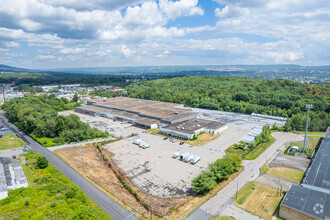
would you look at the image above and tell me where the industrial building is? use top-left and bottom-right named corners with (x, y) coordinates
top-left (76, 97), bottom-right (198, 129)
top-left (279, 127), bottom-right (330, 220)
top-left (159, 119), bottom-right (228, 139)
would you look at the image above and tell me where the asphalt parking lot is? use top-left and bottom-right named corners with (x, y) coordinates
top-left (104, 126), bottom-right (249, 197)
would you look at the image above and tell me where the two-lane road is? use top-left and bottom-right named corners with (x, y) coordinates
top-left (0, 114), bottom-right (137, 220)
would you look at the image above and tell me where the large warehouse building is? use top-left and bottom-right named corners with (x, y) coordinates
top-left (76, 97), bottom-right (227, 138)
top-left (76, 97), bottom-right (198, 128)
top-left (279, 127), bottom-right (330, 220)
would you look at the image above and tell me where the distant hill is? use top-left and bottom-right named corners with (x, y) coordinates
top-left (48, 64), bottom-right (305, 74)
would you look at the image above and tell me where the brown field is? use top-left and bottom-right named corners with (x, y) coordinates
top-left (55, 144), bottom-right (195, 219)
top-left (235, 182), bottom-right (283, 220)
top-left (186, 133), bottom-right (219, 146)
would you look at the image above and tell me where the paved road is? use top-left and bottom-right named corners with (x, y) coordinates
top-left (186, 132), bottom-right (303, 219)
top-left (0, 114), bottom-right (137, 220)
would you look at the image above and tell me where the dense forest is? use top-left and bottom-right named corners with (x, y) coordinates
top-left (123, 76), bottom-right (329, 131)
top-left (2, 95), bottom-right (108, 146)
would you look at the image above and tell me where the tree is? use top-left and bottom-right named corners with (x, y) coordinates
top-left (72, 93), bottom-right (79, 102)
top-left (36, 156), bottom-right (48, 169)
top-left (192, 171), bottom-right (217, 195)
top-left (209, 158), bottom-right (234, 182)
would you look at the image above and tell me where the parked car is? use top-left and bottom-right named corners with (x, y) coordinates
top-left (172, 152), bottom-right (180, 158)
top-left (179, 142), bottom-right (184, 145)
top-left (163, 137), bottom-right (168, 140)
top-left (12, 155), bottom-right (16, 159)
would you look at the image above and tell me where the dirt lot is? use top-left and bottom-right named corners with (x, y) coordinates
top-left (55, 144), bottom-right (192, 217)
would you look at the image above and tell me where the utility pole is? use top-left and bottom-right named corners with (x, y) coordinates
top-left (163, 190), bottom-right (166, 218)
top-left (303, 104), bottom-right (313, 153)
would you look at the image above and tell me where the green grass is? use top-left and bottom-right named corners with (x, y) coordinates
top-left (244, 136), bottom-right (275, 160)
top-left (0, 134), bottom-right (25, 150)
top-left (264, 166), bottom-right (304, 183)
top-left (226, 135), bottom-right (275, 160)
top-left (289, 131), bottom-right (325, 136)
top-left (144, 128), bottom-right (159, 134)
top-left (291, 136), bottom-right (321, 150)
top-left (235, 182), bottom-right (255, 205)
top-left (210, 216), bottom-right (234, 220)
top-left (0, 152), bottom-right (112, 220)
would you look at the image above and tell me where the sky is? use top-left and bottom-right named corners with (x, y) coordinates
top-left (0, 0), bottom-right (329, 69)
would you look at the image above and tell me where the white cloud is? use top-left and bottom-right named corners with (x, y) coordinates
top-left (37, 55), bottom-right (55, 59)
top-left (59, 47), bottom-right (86, 54)
top-left (4, 41), bottom-right (19, 48)
top-left (121, 44), bottom-right (135, 57)
top-left (159, 0), bottom-right (204, 20)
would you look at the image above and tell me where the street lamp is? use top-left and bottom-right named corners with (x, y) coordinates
top-left (303, 104), bottom-right (313, 153)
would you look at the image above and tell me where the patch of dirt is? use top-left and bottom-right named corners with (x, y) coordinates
top-left (55, 144), bottom-right (193, 218)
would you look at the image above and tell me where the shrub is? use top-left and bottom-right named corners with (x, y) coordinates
top-left (24, 200), bottom-right (29, 206)
top-left (65, 190), bottom-right (76, 199)
top-left (36, 156), bottom-right (48, 169)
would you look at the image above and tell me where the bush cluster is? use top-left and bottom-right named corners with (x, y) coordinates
top-left (192, 154), bottom-right (242, 195)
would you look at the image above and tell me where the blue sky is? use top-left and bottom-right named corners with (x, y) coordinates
top-left (0, 0), bottom-right (329, 69)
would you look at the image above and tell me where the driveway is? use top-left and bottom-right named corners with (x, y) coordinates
top-left (186, 132), bottom-right (303, 219)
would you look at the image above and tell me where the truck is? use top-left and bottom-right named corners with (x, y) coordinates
top-left (180, 152), bottom-right (189, 160)
top-left (184, 153), bottom-right (194, 163)
top-left (190, 155), bottom-right (200, 164)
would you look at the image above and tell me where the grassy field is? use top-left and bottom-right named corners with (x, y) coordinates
top-left (144, 128), bottom-right (159, 134)
top-left (235, 182), bottom-right (283, 220)
top-left (186, 133), bottom-right (219, 146)
top-left (291, 136), bottom-right (321, 150)
top-left (0, 133), bottom-right (25, 150)
top-left (210, 216), bottom-right (234, 220)
top-left (155, 131), bottom-right (218, 146)
top-left (264, 166), bottom-right (304, 183)
top-left (0, 152), bottom-right (112, 220)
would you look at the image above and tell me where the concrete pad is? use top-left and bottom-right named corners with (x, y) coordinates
top-left (269, 154), bottom-right (310, 171)
top-left (255, 174), bottom-right (296, 191)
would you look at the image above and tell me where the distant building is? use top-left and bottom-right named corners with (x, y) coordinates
top-left (159, 119), bottom-right (228, 139)
top-left (279, 127), bottom-right (330, 220)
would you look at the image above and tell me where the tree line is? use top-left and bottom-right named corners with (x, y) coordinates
top-left (2, 95), bottom-right (108, 146)
top-left (192, 154), bottom-right (242, 195)
top-left (125, 76), bottom-right (329, 131)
